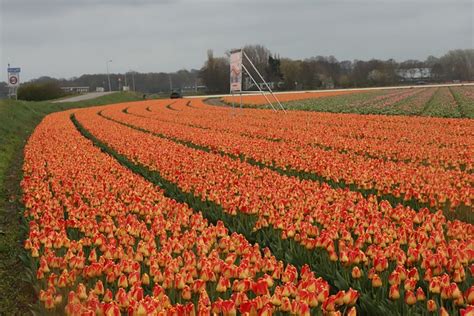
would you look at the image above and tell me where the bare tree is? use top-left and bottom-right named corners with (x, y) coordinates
top-left (199, 49), bottom-right (230, 93)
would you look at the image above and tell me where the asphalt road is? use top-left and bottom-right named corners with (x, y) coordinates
top-left (53, 92), bottom-right (114, 103)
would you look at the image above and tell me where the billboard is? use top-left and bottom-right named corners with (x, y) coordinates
top-left (7, 67), bottom-right (21, 87)
top-left (229, 50), bottom-right (242, 92)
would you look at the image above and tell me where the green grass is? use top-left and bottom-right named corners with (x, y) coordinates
top-left (0, 92), bottom-right (142, 314)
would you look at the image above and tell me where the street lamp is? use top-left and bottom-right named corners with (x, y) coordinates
top-left (106, 60), bottom-right (113, 92)
top-left (131, 71), bottom-right (136, 92)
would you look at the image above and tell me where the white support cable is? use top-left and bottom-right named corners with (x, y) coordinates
top-left (243, 51), bottom-right (286, 112)
top-left (241, 63), bottom-right (277, 111)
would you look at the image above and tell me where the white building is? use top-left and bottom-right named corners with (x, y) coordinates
top-left (61, 86), bottom-right (90, 94)
top-left (396, 68), bottom-right (432, 81)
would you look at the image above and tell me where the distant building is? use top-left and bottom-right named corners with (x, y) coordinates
top-left (61, 86), bottom-right (89, 94)
top-left (396, 68), bottom-right (432, 82)
top-left (181, 85), bottom-right (207, 93)
top-left (244, 78), bottom-right (284, 90)
top-left (96, 87), bottom-right (105, 92)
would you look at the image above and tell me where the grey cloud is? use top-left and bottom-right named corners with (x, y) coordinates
top-left (1, 0), bottom-right (472, 81)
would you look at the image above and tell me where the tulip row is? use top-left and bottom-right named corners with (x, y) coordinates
top-left (74, 106), bottom-right (474, 314)
top-left (138, 98), bottom-right (473, 173)
top-left (450, 86), bottom-right (474, 118)
top-left (223, 86), bottom-right (473, 119)
top-left (259, 90), bottom-right (387, 113)
top-left (276, 87), bottom-right (462, 118)
top-left (101, 102), bottom-right (473, 219)
top-left (389, 87), bottom-right (437, 116)
top-left (422, 87), bottom-right (462, 118)
top-left (344, 88), bottom-right (425, 114)
top-left (222, 90), bottom-right (356, 106)
top-left (23, 111), bottom-right (358, 315)
top-left (221, 88), bottom-right (416, 108)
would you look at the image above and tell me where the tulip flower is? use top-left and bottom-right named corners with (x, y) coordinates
top-left (426, 299), bottom-right (437, 312)
top-left (460, 306), bottom-right (474, 316)
top-left (371, 274), bottom-right (382, 288)
top-left (466, 286), bottom-right (474, 305)
top-left (343, 288), bottom-right (359, 306)
top-left (389, 285), bottom-right (400, 300)
top-left (351, 266), bottom-right (362, 279)
top-left (347, 306), bottom-right (357, 316)
top-left (404, 290), bottom-right (417, 306)
top-left (416, 287), bottom-right (426, 301)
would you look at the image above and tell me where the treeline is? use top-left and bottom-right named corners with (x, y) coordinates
top-left (201, 46), bottom-right (474, 92)
top-left (1, 47), bottom-right (472, 98)
top-left (16, 81), bottom-right (67, 101)
top-left (22, 70), bottom-right (201, 95)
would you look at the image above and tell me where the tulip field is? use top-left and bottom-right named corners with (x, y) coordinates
top-left (223, 86), bottom-right (474, 118)
top-left (21, 93), bottom-right (474, 315)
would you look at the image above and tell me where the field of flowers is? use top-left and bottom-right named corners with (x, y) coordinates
top-left (222, 90), bottom-right (355, 105)
top-left (225, 86), bottom-right (474, 118)
top-left (22, 95), bottom-right (473, 315)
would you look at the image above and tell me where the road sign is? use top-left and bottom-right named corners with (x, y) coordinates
top-left (7, 66), bottom-right (21, 87)
top-left (9, 75), bottom-right (18, 85)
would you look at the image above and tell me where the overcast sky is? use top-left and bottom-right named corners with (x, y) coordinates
top-left (1, 0), bottom-right (472, 81)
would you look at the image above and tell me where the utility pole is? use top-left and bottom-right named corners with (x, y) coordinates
top-left (131, 71), bottom-right (136, 92)
top-left (106, 60), bottom-right (112, 91)
top-left (169, 74), bottom-right (173, 92)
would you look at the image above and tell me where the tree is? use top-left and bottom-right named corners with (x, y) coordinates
top-left (267, 54), bottom-right (283, 85)
top-left (280, 58), bottom-right (301, 90)
top-left (199, 50), bottom-right (229, 93)
top-left (0, 82), bottom-right (8, 98)
top-left (439, 49), bottom-right (474, 81)
top-left (17, 81), bottom-right (66, 101)
top-left (242, 44), bottom-right (271, 77)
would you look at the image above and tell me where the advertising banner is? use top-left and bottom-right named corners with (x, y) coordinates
top-left (230, 50), bottom-right (242, 92)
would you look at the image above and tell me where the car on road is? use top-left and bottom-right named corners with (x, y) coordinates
top-left (170, 91), bottom-right (182, 99)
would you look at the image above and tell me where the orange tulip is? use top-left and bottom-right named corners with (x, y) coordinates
top-left (439, 307), bottom-right (450, 316)
top-left (389, 285), bottom-right (400, 300)
top-left (351, 266), bottom-right (362, 279)
top-left (371, 274), bottom-right (382, 288)
top-left (466, 286), bottom-right (474, 304)
top-left (343, 288), bottom-right (359, 306)
top-left (404, 290), bottom-right (416, 305)
top-left (460, 306), bottom-right (474, 316)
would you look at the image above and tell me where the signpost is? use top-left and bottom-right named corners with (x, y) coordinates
top-left (230, 50), bottom-right (242, 93)
top-left (7, 67), bottom-right (21, 100)
top-left (229, 50), bottom-right (243, 111)
top-left (229, 49), bottom-right (285, 112)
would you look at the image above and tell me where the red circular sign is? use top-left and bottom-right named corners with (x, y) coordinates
top-left (9, 75), bottom-right (18, 85)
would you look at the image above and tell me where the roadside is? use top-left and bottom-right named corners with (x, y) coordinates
top-left (52, 91), bottom-right (114, 103)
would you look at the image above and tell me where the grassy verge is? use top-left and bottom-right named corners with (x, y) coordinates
top-left (0, 92), bottom-right (142, 314)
